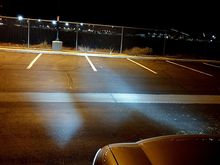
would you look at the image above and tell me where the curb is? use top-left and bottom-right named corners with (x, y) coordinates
top-left (0, 47), bottom-right (220, 63)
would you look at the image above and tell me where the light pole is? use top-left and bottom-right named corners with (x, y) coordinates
top-left (75, 28), bottom-right (78, 51)
top-left (120, 27), bottom-right (124, 54)
top-left (163, 35), bottom-right (166, 55)
top-left (163, 32), bottom-right (168, 55)
top-left (52, 16), bottom-right (63, 51)
top-left (56, 16), bottom-right (60, 41)
top-left (27, 18), bottom-right (30, 48)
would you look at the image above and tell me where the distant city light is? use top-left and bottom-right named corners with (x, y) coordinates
top-left (80, 23), bottom-right (83, 26)
top-left (17, 15), bottom-right (23, 21)
top-left (65, 22), bottom-right (69, 26)
top-left (164, 34), bottom-right (169, 39)
top-left (38, 19), bottom-right (41, 22)
top-left (52, 20), bottom-right (57, 25)
top-left (212, 35), bottom-right (216, 39)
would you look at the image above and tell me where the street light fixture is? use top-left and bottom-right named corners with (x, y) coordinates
top-left (52, 20), bottom-right (57, 25)
top-left (17, 15), bottom-right (23, 21)
top-left (212, 35), bottom-right (216, 39)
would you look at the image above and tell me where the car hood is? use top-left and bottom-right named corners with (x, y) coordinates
top-left (93, 135), bottom-right (220, 165)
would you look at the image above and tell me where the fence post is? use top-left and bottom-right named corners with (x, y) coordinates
top-left (163, 33), bottom-right (167, 55)
top-left (27, 18), bottom-right (30, 48)
top-left (75, 26), bottom-right (79, 51)
top-left (120, 27), bottom-right (124, 54)
top-left (56, 16), bottom-right (60, 41)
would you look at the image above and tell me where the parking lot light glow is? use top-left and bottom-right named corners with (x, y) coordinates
top-left (38, 19), bottom-right (41, 22)
top-left (80, 23), bottom-right (83, 26)
top-left (52, 20), bottom-right (57, 25)
top-left (65, 22), bottom-right (69, 26)
top-left (17, 15), bottom-right (23, 21)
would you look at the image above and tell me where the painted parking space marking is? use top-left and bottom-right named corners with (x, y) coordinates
top-left (203, 63), bottom-right (220, 69)
top-left (166, 60), bottom-right (213, 77)
top-left (127, 58), bottom-right (157, 74)
top-left (0, 92), bottom-right (220, 104)
top-left (85, 56), bottom-right (97, 72)
top-left (26, 53), bottom-right (43, 69)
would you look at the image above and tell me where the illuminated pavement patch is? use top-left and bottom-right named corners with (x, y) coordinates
top-left (37, 103), bottom-right (82, 148)
top-left (0, 92), bottom-right (220, 104)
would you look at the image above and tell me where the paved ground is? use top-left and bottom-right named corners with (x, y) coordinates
top-left (0, 50), bottom-right (220, 164)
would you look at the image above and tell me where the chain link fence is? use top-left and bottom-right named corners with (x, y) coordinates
top-left (0, 16), bottom-right (167, 55)
top-left (0, 16), bottom-right (219, 58)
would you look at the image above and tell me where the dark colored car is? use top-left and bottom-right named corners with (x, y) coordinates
top-left (93, 134), bottom-right (220, 165)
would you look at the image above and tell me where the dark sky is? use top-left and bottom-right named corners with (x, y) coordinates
top-left (1, 0), bottom-right (219, 33)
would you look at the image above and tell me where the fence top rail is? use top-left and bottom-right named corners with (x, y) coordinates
top-left (0, 15), bottom-right (168, 32)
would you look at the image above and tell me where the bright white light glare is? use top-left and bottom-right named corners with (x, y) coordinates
top-left (80, 23), bottom-right (83, 26)
top-left (40, 106), bottom-right (82, 148)
top-left (52, 20), bottom-right (57, 25)
top-left (65, 22), bottom-right (69, 26)
top-left (17, 15), bottom-right (23, 21)
top-left (38, 19), bottom-right (41, 22)
top-left (212, 35), bottom-right (216, 39)
top-left (126, 104), bottom-right (205, 134)
top-left (32, 93), bottom-right (83, 148)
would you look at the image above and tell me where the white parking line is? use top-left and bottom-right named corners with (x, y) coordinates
top-left (203, 63), bottom-right (220, 69)
top-left (85, 56), bottom-right (97, 72)
top-left (1, 92), bottom-right (220, 104)
top-left (26, 53), bottom-right (43, 69)
top-left (127, 58), bottom-right (158, 74)
top-left (166, 60), bottom-right (213, 77)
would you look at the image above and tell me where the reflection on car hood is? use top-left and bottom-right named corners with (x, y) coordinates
top-left (93, 134), bottom-right (220, 165)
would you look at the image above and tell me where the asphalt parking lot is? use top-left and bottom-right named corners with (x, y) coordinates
top-left (0, 50), bottom-right (220, 164)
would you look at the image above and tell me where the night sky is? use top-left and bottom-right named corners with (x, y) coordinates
top-left (1, 0), bottom-right (219, 33)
